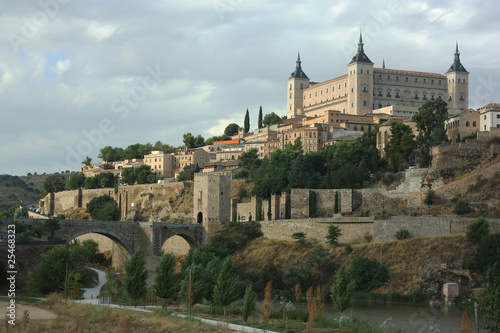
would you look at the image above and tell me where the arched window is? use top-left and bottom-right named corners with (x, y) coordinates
top-left (473, 121), bottom-right (476, 127)
top-left (466, 121), bottom-right (470, 127)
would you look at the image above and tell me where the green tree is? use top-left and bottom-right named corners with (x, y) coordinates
top-left (177, 164), bottom-right (200, 181)
top-left (472, 233), bottom-right (500, 275)
top-left (212, 256), bottom-right (240, 316)
top-left (326, 225), bottom-right (342, 246)
top-left (201, 257), bottom-right (222, 312)
top-left (258, 106), bottom-right (263, 129)
top-left (262, 112), bottom-right (282, 126)
top-left (44, 218), bottom-right (60, 239)
top-left (120, 167), bottom-right (136, 185)
top-left (244, 108), bottom-right (250, 133)
top-left (153, 253), bottom-right (177, 305)
top-left (204, 221), bottom-right (263, 257)
top-left (67, 172), bottom-right (86, 190)
top-left (97, 172), bottom-right (114, 188)
top-left (454, 200), bottom-right (472, 215)
top-left (384, 122), bottom-right (416, 171)
top-left (98, 146), bottom-right (124, 162)
top-left (183, 132), bottom-right (196, 148)
top-left (43, 174), bottom-right (66, 193)
top-left (292, 232), bottom-right (307, 245)
top-left (241, 284), bottom-right (257, 322)
top-left (86, 195), bottom-right (120, 221)
top-left (412, 98), bottom-right (449, 166)
top-left (153, 141), bottom-right (175, 154)
top-left (194, 134), bottom-right (205, 147)
top-left (239, 148), bottom-right (261, 169)
top-left (330, 264), bottom-right (355, 314)
top-left (334, 191), bottom-right (339, 214)
top-left (349, 256), bottom-right (389, 292)
top-left (224, 123), bottom-right (240, 136)
top-left (479, 264), bottom-right (500, 332)
top-left (124, 248), bottom-right (148, 307)
top-left (466, 217), bottom-right (489, 245)
top-left (84, 176), bottom-right (99, 189)
top-left (102, 272), bottom-right (122, 304)
top-left (82, 156), bottom-right (92, 167)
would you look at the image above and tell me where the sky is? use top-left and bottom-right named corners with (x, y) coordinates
top-left (0, 0), bottom-right (499, 176)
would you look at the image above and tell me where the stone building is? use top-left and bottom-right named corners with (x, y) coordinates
top-left (478, 103), bottom-right (500, 134)
top-left (287, 34), bottom-right (469, 118)
top-left (445, 109), bottom-right (480, 143)
top-left (144, 150), bottom-right (174, 178)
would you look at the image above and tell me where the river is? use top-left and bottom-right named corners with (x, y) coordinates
top-left (320, 302), bottom-right (474, 333)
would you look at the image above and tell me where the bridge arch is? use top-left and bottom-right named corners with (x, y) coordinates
top-left (160, 232), bottom-right (199, 252)
top-left (65, 228), bottom-right (135, 255)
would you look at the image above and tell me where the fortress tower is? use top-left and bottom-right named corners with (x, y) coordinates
top-left (445, 43), bottom-right (469, 113)
top-left (287, 52), bottom-right (310, 118)
top-left (347, 32), bottom-right (374, 115)
top-left (193, 172), bottom-right (232, 244)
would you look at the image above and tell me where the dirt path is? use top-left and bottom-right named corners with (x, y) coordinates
top-left (0, 301), bottom-right (57, 321)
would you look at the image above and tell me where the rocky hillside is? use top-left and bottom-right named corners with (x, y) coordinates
top-left (232, 234), bottom-right (480, 301)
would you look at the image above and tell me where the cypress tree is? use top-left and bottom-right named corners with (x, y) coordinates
top-left (213, 256), bottom-right (239, 316)
top-left (153, 252), bottom-right (177, 306)
top-left (258, 106), bottom-right (263, 129)
top-left (124, 247), bottom-right (148, 307)
top-left (244, 108), bottom-right (250, 133)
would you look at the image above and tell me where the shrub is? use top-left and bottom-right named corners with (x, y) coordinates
top-left (237, 186), bottom-right (248, 200)
top-left (292, 232), bottom-right (307, 245)
top-left (424, 189), bottom-right (436, 205)
top-left (349, 257), bottom-right (389, 292)
top-left (395, 228), bottom-right (410, 240)
top-left (233, 169), bottom-right (249, 179)
top-left (466, 217), bottom-right (489, 244)
top-left (454, 200), bottom-right (472, 215)
top-left (326, 225), bottom-right (342, 246)
top-left (472, 233), bottom-right (500, 275)
top-left (363, 232), bottom-right (373, 243)
top-left (344, 244), bottom-right (353, 254)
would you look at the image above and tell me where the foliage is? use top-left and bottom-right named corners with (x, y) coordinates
top-left (179, 263), bottom-right (204, 306)
top-left (330, 264), bottom-right (355, 313)
top-left (205, 134), bottom-right (231, 145)
top-left (244, 108), bottom-right (250, 133)
top-left (102, 272), bottom-right (122, 302)
top-left (472, 233), bottom-right (500, 274)
top-left (258, 106), bottom-right (263, 129)
top-left (28, 241), bottom-right (104, 295)
top-left (349, 256), bottom-right (389, 292)
top-left (224, 123), bottom-right (240, 136)
top-left (454, 200), bottom-right (472, 215)
top-left (412, 98), bottom-right (449, 166)
top-left (424, 188), bottom-right (436, 205)
top-left (43, 174), bottom-right (66, 193)
top-left (212, 256), bottom-right (240, 315)
top-left (292, 232), bottom-right (307, 245)
top-left (44, 218), bottom-right (60, 238)
top-left (262, 112), bottom-right (282, 126)
top-left (204, 221), bottom-right (263, 257)
top-left (326, 225), bottom-right (342, 246)
top-left (200, 256), bottom-right (222, 308)
top-left (478, 264), bottom-right (500, 332)
top-left (153, 253), bottom-right (177, 304)
top-left (121, 165), bottom-right (157, 185)
top-left (82, 156), bottom-right (92, 166)
top-left (334, 191), bottom-right (339, 214)
top-left (395, 228), bottom-right (411, 240)
top-left (233, 169), bottom-right (250, 179)
top-left (363, 232), bottom-right (373, 243)
top-left (124, 248), bottom-right (148, 307)
top-left (176, 164), bottom-right (200, 182)
top-left (384, 122), bottom-right (417, 171)
top-left (288, 154), bottom-right (322, 189)
top-left (67, 172), bottom-right (86, 190)
top-left (344, 244), bottom-right (353, 254)
top-left (237, 186), bottom-right (248, 200)
top-left (466, 217), bottom-right (489, 245)
top-left (84, 176), bottom-right (99, 189)
top-left (241, 284), bottom-right (257, 322)
top-left (86, 195), bottom-right (120, 221)
top-left (183, 132), bottom-right (205, 148)
top-left (239, 148), bottom-right (261, 170)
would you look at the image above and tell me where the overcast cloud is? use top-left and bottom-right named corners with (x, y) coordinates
top-left (0, 0), bottom-right (499, 175)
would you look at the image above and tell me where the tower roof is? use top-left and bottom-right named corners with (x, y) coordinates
top-left (289, 51), bottom-right (309, 79)
top-left (446, 42), bottom-right (468, 73)
top-left (349, 32), bottom-right (373, 64)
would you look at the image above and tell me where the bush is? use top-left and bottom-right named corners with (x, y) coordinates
top-left (237, 187), bottom-right (248, 200)
top-left (86, 195), bottom-right (120, 221)
top-left (466, 217), bottom-right (489, 244)
top-left (292, 232), bottom-right (307, 245)
top-left (424, 189), bottom-right (436, 205)
top-left (472, 233), bottom-right (500, 274)
top-left (233, 170), bottom-right (249, 179)
top-left (349, 257), bottom-right (389, 292)
top-left (363, 232), bottom-right (373, 243)
top-left (344, 244), bottom-right (353, 254)
top-left (326, 225), bottom-right (342, 246)
top-left (395, 228), bottom-right (410, 240)
top-left (454, 200), bottom-right (472, 215)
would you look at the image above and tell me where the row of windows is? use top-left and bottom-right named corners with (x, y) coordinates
top-left (377, 75), bottom-right (443, 85)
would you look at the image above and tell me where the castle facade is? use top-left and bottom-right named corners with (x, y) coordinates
top-left (287, 33), bottom-right (469, 118)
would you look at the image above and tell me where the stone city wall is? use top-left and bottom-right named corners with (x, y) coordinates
top-left (374, 216), bottom-right (500, 242)
top-left (260, 217), bottom-right (375, 244)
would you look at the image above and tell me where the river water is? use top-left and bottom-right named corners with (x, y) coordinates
top-left (320, 302), bottom-right (473, 333)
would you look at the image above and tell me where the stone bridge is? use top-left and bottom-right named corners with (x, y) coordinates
top-left (9, 218), bottom-right (206, 257)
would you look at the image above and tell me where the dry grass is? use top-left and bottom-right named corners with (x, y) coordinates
top-left (233, 234), bottom-right (476, 296)
top-left (4, 298), bottom-right (235, 333)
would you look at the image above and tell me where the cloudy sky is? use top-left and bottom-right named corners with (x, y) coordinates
top-left (1, 0), bottom-right (499, 176)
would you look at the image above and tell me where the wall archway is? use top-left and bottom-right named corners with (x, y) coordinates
top-left (197, 211), bottom-right (203, 224)
top-left (65, 228), bottom-right (135, 255)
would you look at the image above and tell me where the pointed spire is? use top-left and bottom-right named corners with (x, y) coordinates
top-left (357, 31), bottom-right (364, 53)
top-left (382, 58), bottom-right (386, 69)
top-left (447, 41), bottom-right (467, 73)
top-left (289, 50), bottom-right (308, 79)
top-left (349, 31), bottom-right (373, 64)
